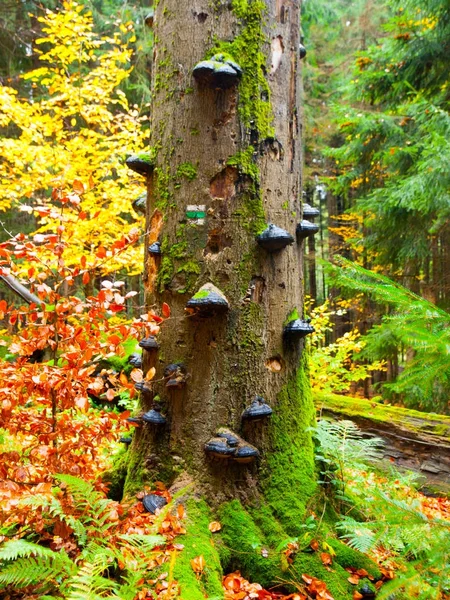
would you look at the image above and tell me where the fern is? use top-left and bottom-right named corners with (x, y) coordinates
top-left (327, 258), bottom-right (450, 411)
top-left (0, 475), bottom-right (168, 598)
top-left (22, 495), bottom-right (88, 545)
top-left (0, 539), bottom-right (62, 561)
top-left (0, 553), bottom-right (73, 588)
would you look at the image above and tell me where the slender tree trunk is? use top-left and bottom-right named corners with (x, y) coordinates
top-left (114, 3), bottom-right (379, 597)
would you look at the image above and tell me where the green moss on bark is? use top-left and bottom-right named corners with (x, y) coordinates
top-left (217, 499), bottom-right (365, 600)
top-left (261, 351), bottom-right (317, 533)
top-left (173, 499), bottom-right (224, 600)
top-left (102, 450), bottom-right (129, 501)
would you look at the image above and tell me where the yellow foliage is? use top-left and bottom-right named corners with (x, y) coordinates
top-left (0, 1), bottom-right (147, 275)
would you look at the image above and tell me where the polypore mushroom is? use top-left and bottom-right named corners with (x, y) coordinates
top-left (186, 283), bottom-right (229, 316)
top-left (256, 223), bottom-right (294, 252)
top-left (125, 153), bottom-right (155, 176)
top-left (204, 436), bottom-right (236, 459)
top-left (283, 318), bottom-right (314, 340)
top-left (148, 242), bottom-right (162, 256)
top-left (233, 442), bottom-right (260, 464)
top-left (242, 396), bottom-right (273, 421)
top-left (302, 203), bottom-right (320, 219)
top-left (296, 220), bottom-right (319, 241)
top-left (142, 405), bottom-right (166, 425)
top-left (193, 53), bottom-right (243, 89)
top-left (139, 336), bottom-right (159, 352)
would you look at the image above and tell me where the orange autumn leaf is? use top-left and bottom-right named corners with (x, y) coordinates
top-left (191, 555), bottom-right (206, 574)
top-left (353, 592), bottom-right (364, 600)
top-left (130, 368), bottom-right (143, 382)
top-left (209, 521), bottom-right (222, 532)
top-left (348, 575), bottom-right (360, 585)
top-left (320, 552), bottom-right (333, 566)
top-left (72, 179), bottom-right (85, 194)
top-left (145, 367), bottom-right (156, 381)
top-left (162, 302), bottom-right (171, 318)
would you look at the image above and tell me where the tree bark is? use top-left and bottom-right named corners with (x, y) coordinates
top-left (113, 3), bottom-right (380, 597)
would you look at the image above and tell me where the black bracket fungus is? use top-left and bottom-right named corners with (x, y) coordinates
top-left (142, 493), bottom-right (167, 514)
top-left (139, 336), bottom-right (159, 352)
top-left (216, 427), bottom-right (239, 448)
top-left (119, 436), bottom-right (132, 445)
top-left (132, 193), bottom-right (146, 215)
top-left (205, 430), bottom-right (260, 464)
top-left (148, 242), bottom-right (162, 256)
top-left (242, 396), bottom-right (273, 421)
top-left (186, 283), bottom-right (229, 317)
top-left (125, 153), bottom-right (155, 177)
top-left (204, 436), bottom-right (237, 459)
top-left (193, 53), bottom-right (243, 89)
top-left (128, 353), bottom-right (143, 368)
top-left (144, 8), bottom-right (154, 28)
top-left (233, 442), bottom-right (260, 464)
top-left (164, 363), bottom-right (188, 389)
top-left (126, 416), bottom-right (143, 426)
top-left (296, 220), bottom-right (319, 241)
top-left (142, 404), bottom-right (167, 425)
top-left (283, 318), bottom-right (315, 340)
top-left (134, 381), bottom-right (152, 396)
top-left (302, 203), bottom-right (320, 219)
top-left (299, 43), bottom-right (307, 60)
top-left (256, 223), bottom-right (294, 253)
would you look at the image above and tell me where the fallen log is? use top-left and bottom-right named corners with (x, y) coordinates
top-left (314, 391), bottom-right (450, 495)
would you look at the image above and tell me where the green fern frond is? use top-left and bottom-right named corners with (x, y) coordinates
top-left (65, 554), bottom-right (119, 600)
top-left (0, 539), bottom-right (60, 562)
top-left (0, 554), bottom-right (72, 589)
top-left (22, 495), bottom-right (88, 545)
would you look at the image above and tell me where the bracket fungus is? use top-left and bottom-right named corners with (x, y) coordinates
top-left (299, 43), bottom-right (307, 59)
top-left (134, 381), bottom-right (152, 395)
top-left (242, 396), bottom-right (273, 421)
top-left (142, 405), bottom-right (166, 425)
top-left (216, 428), bottom-right (239, 448)
top-left (233, 442), bottom-right (260, 464)
top-left (204, 436), bottom-right (237, 459)
top-left (126, 416), bottom-right (142, 426)
top-left (128, 353), bottom-right (143, 368)
top-left (125, 153), bottom-right (155, 177)
top-left (205, 430), bottom-right (260, 464)
top-left (142, 494), bottom-right (167, 514)
top-left (186, 283), bottom-right (229, 316)
top-left (164, 363), bottom-right (188, 389)
top-left (302, 203), bottom-right (320, 219)
top-left (256, 223), bottom-right (294, 252)
top-left (139, 336), bottom-right (159, 352)
top-left (144, 8), bottom-right (154, 27)
top-left (296, 220), bottom-right (319, 241)
top-left (283, 318), bottom-right (315, 340)
top-left (193, 53), bottom-right (243, 89)
top-left (132, 194), bottom-right (146, 215)
top-left (119, 436), bottom-right (132, 445)
top-left (148, 242), bottom-right (162, 256)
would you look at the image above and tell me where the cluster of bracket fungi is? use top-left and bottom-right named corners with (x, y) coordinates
top-left (123, 37), bottom-right (316, 510)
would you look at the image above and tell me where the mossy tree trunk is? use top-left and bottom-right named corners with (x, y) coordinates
top-left (117, 2), bottom-right (379, 598)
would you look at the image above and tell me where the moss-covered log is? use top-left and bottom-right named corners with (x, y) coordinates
top-left (315, 391), bottom-right (450, 493)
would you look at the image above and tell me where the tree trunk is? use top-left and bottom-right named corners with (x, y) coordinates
top-left (113, 3), bottom-right (380, 597)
